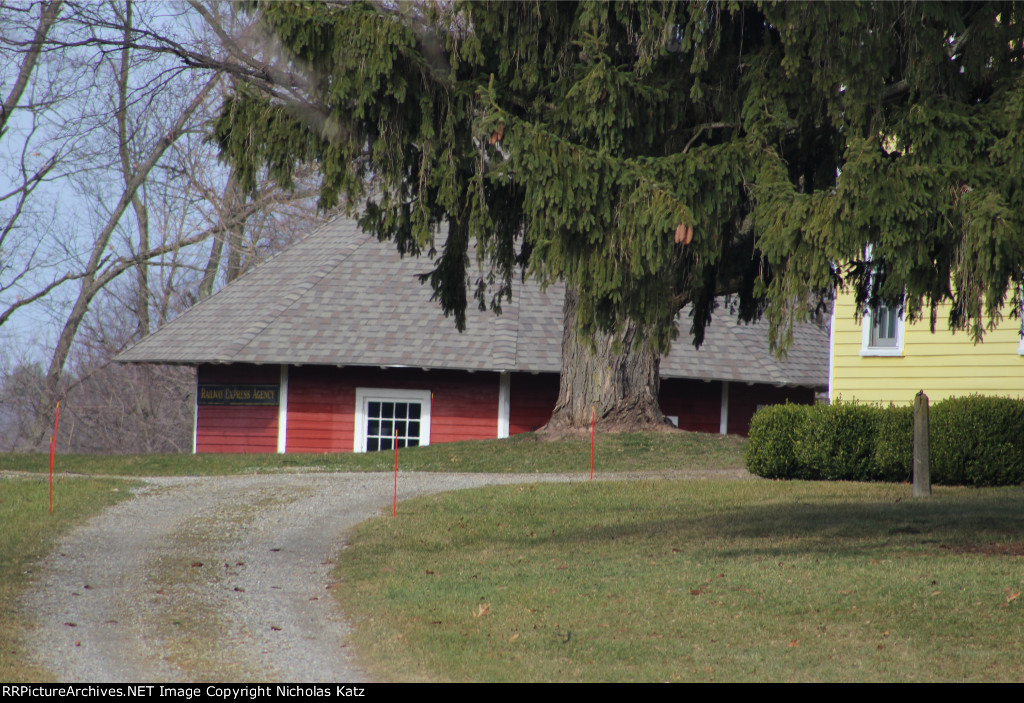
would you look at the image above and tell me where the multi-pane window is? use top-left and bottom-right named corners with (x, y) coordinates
top-left (364, 400), bottom-right (422, 451)
top-left (354, 388), bottom-right (431, 453)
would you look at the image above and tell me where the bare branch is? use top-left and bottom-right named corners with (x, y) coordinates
top-left (0, 0), bottom-right (63, 136)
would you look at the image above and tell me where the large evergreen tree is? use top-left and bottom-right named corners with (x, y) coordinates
top-left (209, 2), bottom-right (1024, 430)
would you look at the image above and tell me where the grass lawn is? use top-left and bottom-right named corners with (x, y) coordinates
top-left (333, 479), bottom-right (1024, 682)
top-left (0, 430), bottom-right (743, 682)
top-left (4, 431), bottom-right (1022, 682)
top-left (0, 430), bottom-right (747, 476)
top-left (0, 475), bottom-right (137, 682)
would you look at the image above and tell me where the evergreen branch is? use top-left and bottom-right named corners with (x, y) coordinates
top-left (681, 122), bottom-right (739, 154)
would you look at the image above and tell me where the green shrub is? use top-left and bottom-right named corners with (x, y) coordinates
top-left (871, 405), bottom-right (913, 482)
top-left (793, 402), bottom-right (878, 481)
top-left (930, 395), bottom-right (1024, 486)
top-left (746, 395), bottom-right (1024, 486)
top-left (746, 404), bottom-right (812, 479)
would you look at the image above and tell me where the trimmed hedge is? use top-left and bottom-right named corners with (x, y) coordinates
top-left (871, 404), bottom-right (913, 483)
top-left (930, 395), bottom-right (1024, 486)
top-left (746, 395), bottom-right (1024, 486)
top-left (794, 403), bottom-right (877, 481)
top-left (745, 404), bottom-right (811, 479)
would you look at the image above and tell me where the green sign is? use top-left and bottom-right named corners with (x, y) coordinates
top-left (198, 384), bottom-right (279, 406)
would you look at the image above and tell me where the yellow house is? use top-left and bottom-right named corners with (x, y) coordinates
top-left (829, 291), bottom-right (1024, 404)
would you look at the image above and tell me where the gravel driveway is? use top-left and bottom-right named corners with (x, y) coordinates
top-left (22, 471), bottom-right (602, 683)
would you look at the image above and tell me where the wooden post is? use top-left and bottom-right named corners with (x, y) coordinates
top-left (913, 391), bottom-right (931, 498)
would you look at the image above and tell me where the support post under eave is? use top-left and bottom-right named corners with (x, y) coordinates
top-left (497, 372), bottom-right (511, 439)
top-left (192, 370), bottom-right (198, 454)
top-left (719, 381), bottom-right (730, 435)
top-left (277, 364), bottom-right (289, 454)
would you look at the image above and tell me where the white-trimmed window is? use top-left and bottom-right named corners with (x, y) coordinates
top-left (861, 302), bottom-right (904, 356)
top-left (859, 245), bottom-right (905, 357)
top-left (1019, 303), bottom-right (1024, 355)
top-left (354, 388), bottom-right (431, 453)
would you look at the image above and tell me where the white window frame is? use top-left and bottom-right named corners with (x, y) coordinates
top-left (860, 301), bottom-right (904, 356)
top-left (860, 302), bottom-right (905, 357)
top-left (1018, 300), bottom-right (1024, 356)
top-left (859, 246), bottom-right (905, 357)
top-left (354, 387), bottom-right (432, 453)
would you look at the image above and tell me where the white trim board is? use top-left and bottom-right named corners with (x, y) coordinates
top-left (277, 365), bottom-right (289, 454)
top-left (497, 372), bottom-right (510, 439)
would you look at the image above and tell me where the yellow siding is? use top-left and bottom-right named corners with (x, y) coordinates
top-left (830, 291), bottom-right (1024, 405)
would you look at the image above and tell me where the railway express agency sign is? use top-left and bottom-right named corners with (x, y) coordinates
top-left (198, 384), bottom-right (279, 406)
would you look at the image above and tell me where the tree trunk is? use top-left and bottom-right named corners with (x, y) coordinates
top-left (540, 285), bottom-right (672, 436)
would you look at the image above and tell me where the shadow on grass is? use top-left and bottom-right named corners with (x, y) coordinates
top-left (404, 482), bottom-right (1024, 561)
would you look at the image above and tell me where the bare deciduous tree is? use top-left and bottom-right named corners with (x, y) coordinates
top-left (0, 1), bottom-right (333, 451)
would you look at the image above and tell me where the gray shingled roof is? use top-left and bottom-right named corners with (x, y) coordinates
top-left (117, 217), bottom-right (828, 388)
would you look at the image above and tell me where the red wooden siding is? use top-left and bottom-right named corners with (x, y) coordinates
top-left (196, 365), bottom-right (279, 453)
top-left (509, 373), bottom-right (558, 434)
top-left (659, 378), bottom-right (722, 434)
top-left (286, 366), bottom-right (499, 453)
top-left (428, 371), bottom-right (500, 444)
top-left (286, 366), bottom-right (355, 453)
top-left (195, 363), bottom-right (819, 453)
top-left (726, 384), bottom-right (815, 436)
top-left (658, 379), bottom-right (816, 436)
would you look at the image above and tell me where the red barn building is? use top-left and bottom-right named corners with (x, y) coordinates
top-left (118, 219), bottom-right (828, 453)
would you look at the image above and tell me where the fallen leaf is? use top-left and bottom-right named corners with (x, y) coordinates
top-left (509, 632), bottom-right (519, 642)
top-left (788, 640), bottom-right (799, 647)
top-left (474, 603), bottom-right (491, 617)
top-left (64, 622), bottom-right (77, 627)
top-left (190, 561), bottom-right (203, 568)
top-left (1007, 590), bottom-right (1020, 603)
top-left (270, 625), bottom-right (282, 631)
